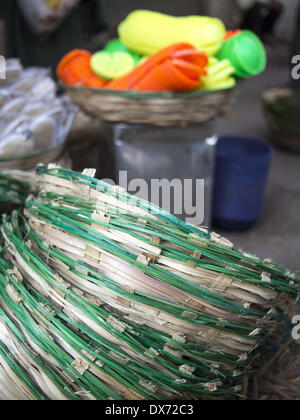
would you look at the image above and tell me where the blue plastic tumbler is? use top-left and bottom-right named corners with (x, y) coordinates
top-left (213, 136), bottom-right (273, 230)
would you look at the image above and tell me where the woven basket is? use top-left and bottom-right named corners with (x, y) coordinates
top-left (62, 84), bottom-right (238, 126)
top-left (263, 88), bottom-right (300, 154)
top-left (0, 170), bottom-right (34, 215)
top-left (265, 128), bottom-right (300, 154)
top-left (0, 165), bottom-right (299, 400)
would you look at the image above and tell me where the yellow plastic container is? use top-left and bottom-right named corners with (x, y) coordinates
top-left (118, 10), bottom-right (226, 57)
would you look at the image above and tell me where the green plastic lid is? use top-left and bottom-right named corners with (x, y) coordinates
top-left (91, 51), bottom-right (135, 80)
top-left (218, 30), bottom-right (266, 78)
top-left (234, 31), bottom-right (266, 76)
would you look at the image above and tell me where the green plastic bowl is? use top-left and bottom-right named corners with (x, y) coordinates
top-left (104, 39), bottom-right (141, 65)
top-left (218, 30), bottom-right (266, 78)
top-left (105, 39), bottom-right (128, 53)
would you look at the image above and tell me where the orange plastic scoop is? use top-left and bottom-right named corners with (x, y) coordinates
top-left (57, 50), bottom-right (107, 88)
top-left (106, 43), bottom-right (208, 92)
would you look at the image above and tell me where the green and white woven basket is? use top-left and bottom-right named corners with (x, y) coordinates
top-left (0, 165), bottom-right (298, 400)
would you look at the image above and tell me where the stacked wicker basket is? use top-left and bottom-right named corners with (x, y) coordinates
top-left (0, 165), bottom-right (298, 400)
top-left (263, 88), bottom-right (300, 154)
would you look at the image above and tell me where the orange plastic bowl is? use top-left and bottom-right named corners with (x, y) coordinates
top-left (57, 50), bottom-right (107, 89)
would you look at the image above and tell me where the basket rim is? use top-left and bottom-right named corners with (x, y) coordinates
top-left (60, 82), bottom-right (236, 100)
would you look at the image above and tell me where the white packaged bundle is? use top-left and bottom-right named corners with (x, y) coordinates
top-left (31, 76), bottom-right (57, 101)
top-left (0, 90), bottom-right (11, 109)
top-left (23, 102), bottom-right (47, 117)
top-left (10, 68), bottom-right (50, 96)
top-left (0, 116), bottom-right (30, 139)
top-left (0, 59), bottom-right (23, 87)
top-left (0, 134), bottom-right (34, 159)
top-left (0, 63), bottom-right (77, 161)
top-left (30, 115), bottom-right (56, 150)
top-left (0, 98), bottom-right (27, 122)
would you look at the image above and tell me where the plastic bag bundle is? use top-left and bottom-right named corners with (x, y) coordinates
top-left (0, 67), bottom-right (77, 160)
top-left (0, 59), bottom-right (23, 88)
top-left (17, 0), bottom-right (80, 35)
top-left (0, 165), bottom-right (298, 400)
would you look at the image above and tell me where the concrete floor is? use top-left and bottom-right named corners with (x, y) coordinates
top-left (215, 43), bottom-right (300, 272)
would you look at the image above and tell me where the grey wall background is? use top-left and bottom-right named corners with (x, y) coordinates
top-left (277, 0), bottom-right (299, 41)
top-left (102, 0), bottom-right (237, 29)
top-left (102, 0), bottom-right (205, 29)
